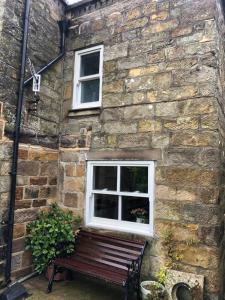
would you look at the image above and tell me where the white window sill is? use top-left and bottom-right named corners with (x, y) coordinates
top-left (86, 221), bottom-right (153, 237)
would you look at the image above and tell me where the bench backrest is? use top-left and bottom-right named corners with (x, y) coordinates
top-left (73, 230), bottom-right (146, 272)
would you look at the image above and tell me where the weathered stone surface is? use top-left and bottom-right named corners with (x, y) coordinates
top-left (64, 192), bottom-right (78, 208)
top-left (30, 177), bottom-right (47, 186)
top-left (64, 178), bottom-right (84, 193)
top-left (104, 42), bottom-right (128, 61)
top-left (138, 119), bottom-right (161, 133)
top-left (17, 161), bottom-right (39, 176)
top-left (170, 131), bottom-right (219, 147)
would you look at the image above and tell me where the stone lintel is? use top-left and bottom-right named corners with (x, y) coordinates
top-left (87, 149), bottom-right (162, 161)
top-left (68, 108), bottom-right (101, 118)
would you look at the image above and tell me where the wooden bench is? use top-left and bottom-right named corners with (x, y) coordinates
top-left (47, 229), bottom-right (147, 299)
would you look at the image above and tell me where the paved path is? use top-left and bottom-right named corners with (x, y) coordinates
top-left (24, 274), bottom-right (128, 300)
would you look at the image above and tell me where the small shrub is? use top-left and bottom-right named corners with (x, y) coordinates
top-left (26, 203), bottom-right (82, 274)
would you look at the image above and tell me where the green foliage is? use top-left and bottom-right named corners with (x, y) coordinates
top-left (26, 203), bottom-right (82, 274)
top-left (156, 266), bottom-right (167, 285)
top-left (146, 282), bottom-right (165, 300)
top-left (161, 229), bottom-right (183, 270)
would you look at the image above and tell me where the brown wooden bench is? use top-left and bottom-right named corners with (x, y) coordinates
top-left (47, 229), bottom-right (147, 299)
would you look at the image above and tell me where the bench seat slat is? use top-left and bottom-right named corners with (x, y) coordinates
top-left (79, 230), bottom-right (145, 249)
top-left (75, 241), bottom-right (138, 260)
top-left (74, 252), bottom-right (129, 270)
top-left (77, 236), bottom-right (141, 255)
top-left (75, 246), bottom-right (132, 265)
top-left (55, 258), bottom-right (127, 285)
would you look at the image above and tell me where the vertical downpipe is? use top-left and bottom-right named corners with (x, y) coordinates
top-left (4, 0), bottom-right (31, 284)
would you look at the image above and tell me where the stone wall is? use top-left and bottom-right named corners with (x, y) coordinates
top-left (0, 0), bottom-right (64, 146)
top-left (0, 102), bottom-right (59, 280)
top-left (0, 0), bottom-right (64, 282)
top-left (215, 0), bottom-right (225, 298)
top-left (61, 0), bottom-right (224, 299)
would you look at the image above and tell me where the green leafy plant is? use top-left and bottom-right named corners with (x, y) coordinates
top-left (161, 229), bottom-right (183, 269)
top-left (26, 203), bottom-right (82, 274)
top-left (156, 266), bottom-right (167, 285)
top-left (146, 282), bottom-right (165, 300)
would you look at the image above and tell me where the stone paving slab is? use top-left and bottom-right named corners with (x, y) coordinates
top-left (24, 274), bottom-right (132, 300)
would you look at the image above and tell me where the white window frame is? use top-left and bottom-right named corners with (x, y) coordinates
top-left (85, 161), bottom-right (155, 236)
top-left (73, 45), bottom-right (104, 110)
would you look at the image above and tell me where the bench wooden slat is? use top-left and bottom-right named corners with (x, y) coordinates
top-left (77, 236), bottom-right (141, 255)
top-left (75, 241), bottom-right (138, 260)
top-left (75, 245), bottom-right (132, 265)
top-left (55, 258), bottom-right (127, 285)
top-left (74, 252), bottom-right (129, 270)
top-left (79, 230), bottom-right (145, 249)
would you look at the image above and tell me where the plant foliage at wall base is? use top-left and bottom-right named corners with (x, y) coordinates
top-left (26, 203), bottom-right (81, 274)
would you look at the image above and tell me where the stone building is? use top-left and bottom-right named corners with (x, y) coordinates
top-left (0, 0), bottom-right (225, 299)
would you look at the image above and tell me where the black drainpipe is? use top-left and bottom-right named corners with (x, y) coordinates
top-left (3, 3), bottom-right (68, 286)
top-left (4, 0), bottom-right (31, 285)
top-left (24, 19), bottom-right (69, 87)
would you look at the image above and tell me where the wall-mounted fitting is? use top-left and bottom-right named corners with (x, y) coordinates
top-left (165, 269), bottom-right (204, 300)
top-left (28, 94), bottom-right (40, 113)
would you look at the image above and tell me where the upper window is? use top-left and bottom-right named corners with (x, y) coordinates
top-left (73, 45), bottom-right (103, 109)
top-left (86, 161), bottom-right (155, 236)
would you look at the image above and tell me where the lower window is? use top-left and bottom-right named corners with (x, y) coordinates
top-left (85, 161), bottom-right (155, 236)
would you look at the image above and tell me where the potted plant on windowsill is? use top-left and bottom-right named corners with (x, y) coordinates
top-left (130, 208), bottom-right (148, 223)
top-left (26, 203), bottom-right (82, 280)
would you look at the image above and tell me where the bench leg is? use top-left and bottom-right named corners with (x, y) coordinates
top-left (125, 282), bottom-right (129, 300)
top-left (47, 263), bottom-right (56, 293)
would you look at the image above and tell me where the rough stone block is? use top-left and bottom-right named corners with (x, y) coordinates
top-left (104, 42), bottom-right (128, 61)
top-left (124, 104), bottom-right (154, 120)
top-left (17, 161), bottom-right (39, 176)
top-left (103, 80), bottom-right (124, 93)
top-left (138, 119), bottom-right (161, 133)
top-left (40, 161), bottom-right (58, 176)
top-left (30, 176), bottom-right (48, 186)
top-left (64, 192), bottom-right (78, 208)
top-left (18, 148), bottom-right (29, 160)
top-left (14, 208), bottom-right (38, 223)
top-left (170, 131), bottom-right (219, 147)
top-left (16, 187), bottom-right (24, 200)
top-left (64, 177), bottom-right (84, 193)
top-left (103, 121), bottom-right (137, 135)
top-left (164, 117), bottom-right (198, 131)
top-left (15, 200), bottom-right (32, 210)
top-left (13, 224), bottom-right (26, 239)
top-left (24, 187), bottom-right (39, 199)
top-left (33, 199), bottom-right (47, 207)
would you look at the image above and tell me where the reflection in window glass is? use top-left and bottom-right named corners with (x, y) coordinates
top-left (122, 196), bottom-right (149, 223)
top-left (94, 166), bottom-right (117, 191)
top-left (121, 166), bottom-right (148, 193)
top-left (80, 79), bottom-right (99, 103)
top-left (94, 194), bottom-right (118, 219)
top-left (80, 52), bottom-right (100, 76)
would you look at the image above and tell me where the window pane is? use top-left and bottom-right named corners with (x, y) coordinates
top-left (80, 51), bottom-right (100, 76)
top-left (80, 79), bottom-right (99, 103)
top-left (121, 166), bottom-right (148, 193)
top-left (94, 194), bottom-right (118, 219)
top-left (122, 196), bottom-right (149, 223)
top-left (94, 166), bottom-right (117, 191)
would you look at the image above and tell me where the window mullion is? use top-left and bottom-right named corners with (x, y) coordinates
top-left (118, 195), bottom-right (122, 221)
top-left (117, 165), bottom-right (120, 192)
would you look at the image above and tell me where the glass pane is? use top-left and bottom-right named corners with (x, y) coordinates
top-left (94, 194), bottom-right (118, 219)
top-left (122, 196), bottom-right (149, 223)
top-left (121, 166), bottom-right (148, 193)
top-left (80, 51), bottom-right (100, 76)
top-left (80, 79), bottom-right (99, 104)
top-left (94, 166), bottom-right (117, 191)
